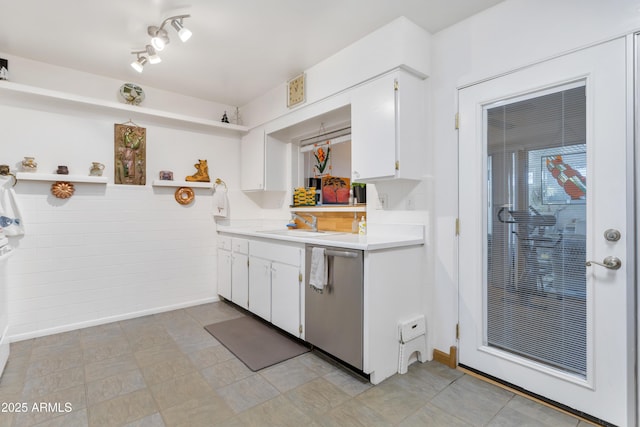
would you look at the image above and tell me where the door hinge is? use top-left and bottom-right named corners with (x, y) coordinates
top-left (394, 80), bottom-right (399, 91)
top-left (456, 323), bottom-right (460, 339)
top-left (299, 324), bottom-right (303, 334)
top-left (247, 259), bottom-right (250, 267)
top-left (298, 273), bottom-right (303, 283)
top-left (455, 218), bottom-right (460, 236)
top-left (395, 160), bottom-right (399, 170)
top-left (455, 113), bottom-right (460, 130)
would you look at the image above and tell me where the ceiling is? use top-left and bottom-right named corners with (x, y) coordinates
top-left (0, 0), bottom-right (504, 107)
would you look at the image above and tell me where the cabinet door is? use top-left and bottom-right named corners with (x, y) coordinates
top-left (264, 135), bottom-right (286, 191)
top-left (271, 262), bottom-right (301, 337)
top-left (248, 257), bottom-right (271, 321)
top-left (240, 126), bottom-right (265, 191)
top-left (351, 72), bottom-right (397, 181)
top-left (217, 250), bottom-right (232, 300)
top-left (231, 253), bottom-right (249, 310)
top-left (395, 70), bottom-right (426, 181)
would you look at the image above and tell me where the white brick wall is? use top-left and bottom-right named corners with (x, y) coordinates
top-left (7, 184), bottom-right (219, 339)
top-left (1, 100), bottom-right (242, 340)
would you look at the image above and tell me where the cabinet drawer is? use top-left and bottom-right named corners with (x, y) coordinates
top-left (250, 240), bottom-right (302, 266)
top-left (232, 238), bottom-right (249, 254)
top-left (217, 236), bottom-right (232, 250)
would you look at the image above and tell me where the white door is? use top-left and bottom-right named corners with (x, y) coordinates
top-left (458, 37), bottom-right (634, 426)
top-left (271, 262), bottom-right (301, 337)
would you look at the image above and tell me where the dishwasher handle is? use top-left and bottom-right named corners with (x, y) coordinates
top-left (325, 249), bottom-right (358, 258)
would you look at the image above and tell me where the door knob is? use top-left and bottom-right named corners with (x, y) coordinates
top-left (585, 256), bottom-right (622, 270)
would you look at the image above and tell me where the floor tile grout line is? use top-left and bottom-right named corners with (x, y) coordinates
top-left (4, 302), bottom-right (585, 427)
top-left (457, 366), bottom-right (591, 426)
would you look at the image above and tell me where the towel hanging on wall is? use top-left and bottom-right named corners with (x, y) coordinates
top-left (0, 175), bottom-right (24, 236)
top-left (213, 178), bottom-right (229, 219)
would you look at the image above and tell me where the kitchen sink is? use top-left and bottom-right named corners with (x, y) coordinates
top-left (257, 229), bottom-right (345, 237)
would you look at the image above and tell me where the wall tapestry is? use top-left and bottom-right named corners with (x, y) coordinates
top-left (114, 122), bottom-right (146, 185)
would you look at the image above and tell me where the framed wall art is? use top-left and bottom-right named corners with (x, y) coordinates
top-left (114, 122), bottom-right (146, 185)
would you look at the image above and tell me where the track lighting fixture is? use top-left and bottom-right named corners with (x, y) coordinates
top-left (171, 17), bottom-right (192, 42)
top-left (130, 51), bottom-right (148, 73)
top-left (145, 45), bottom-right (161, 64)
top-left (147, 14), bottom-right (191, 50)
top-left (129, 14), bottom-right (191, 73)
top-left (148, 26), bottom-right (169, 51)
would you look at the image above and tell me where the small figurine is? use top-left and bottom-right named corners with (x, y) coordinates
top-left (185, 159), bottom-right (210, 182)
top-left (221, 111), bottom-right (229, 123)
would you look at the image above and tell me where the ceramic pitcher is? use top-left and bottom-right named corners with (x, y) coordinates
top-left (90, 162), bottom-right (105, 176)
top-left (21, 157), bottom-right (37, 172)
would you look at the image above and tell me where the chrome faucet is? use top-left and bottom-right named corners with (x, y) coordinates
top-left (291, 213), bottom-right (318, 232)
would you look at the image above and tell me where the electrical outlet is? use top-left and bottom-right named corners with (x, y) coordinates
top-left (378, 193), bottom-right (388, 209)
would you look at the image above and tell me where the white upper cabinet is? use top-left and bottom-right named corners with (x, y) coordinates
top-left (240, 126), bottom-right (287, 191)
top-left (351, 69), bottom-right (426, 181)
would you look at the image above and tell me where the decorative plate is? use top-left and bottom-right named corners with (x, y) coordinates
top-left (175, 187), bottom-right (195, 205)
top-left (51, 181), bottom-right (75, 199)
top-left (119, 83), bottom-right (145, 105)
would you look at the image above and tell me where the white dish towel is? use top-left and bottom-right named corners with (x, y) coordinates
top-left (212, 184), bottom-right (229, 219)
top-left (0, 175), bottom-right (24, 236)
top-left (309, 247), bottom-right (327, 291)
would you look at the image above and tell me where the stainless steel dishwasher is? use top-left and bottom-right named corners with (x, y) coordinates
top-left (305, 245), bottom-right (363, 370)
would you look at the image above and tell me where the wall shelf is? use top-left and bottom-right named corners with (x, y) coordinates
top-left (16, 172), bottom-right (108, 184)
top-left (151, 179), bottom-right (213, 189)
top-left (290, 205), bottom-right (366, 213)
top-left (0, 81), bottom-right (249, 134)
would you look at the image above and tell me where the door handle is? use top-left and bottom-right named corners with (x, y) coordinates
top-left (325, 249), bottom-right (358, 258)
top-left (585, 256), bottom-right (622, 270)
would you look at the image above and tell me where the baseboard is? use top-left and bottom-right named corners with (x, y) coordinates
top-left (8, 296), bottom-right (219, 342)
top-left (433, 345), bottom-right (457, 369)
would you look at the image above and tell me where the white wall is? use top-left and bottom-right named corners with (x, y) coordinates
top-left (242, 16), bottom-right (431, 129)
top-left (0, 57), bottom-right (250, 340)
top-left (429, 0), bottom-right (640, 355)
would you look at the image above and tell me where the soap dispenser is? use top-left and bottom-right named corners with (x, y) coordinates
top-left (358, 216), bottom-right (367, 235)
top-left (352, 212), bottom-right (359, 234)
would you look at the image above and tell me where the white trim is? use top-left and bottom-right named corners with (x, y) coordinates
top-left (7, 296), bottom-right (219, 342)
top-left (458, 34), bottom-right (633, 92)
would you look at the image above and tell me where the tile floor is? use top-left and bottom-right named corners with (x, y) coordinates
top-left (0, 301), bottom-right (590, 427)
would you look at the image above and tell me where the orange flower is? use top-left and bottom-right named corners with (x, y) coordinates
top-left (314, 146), bottom-right (331, 174)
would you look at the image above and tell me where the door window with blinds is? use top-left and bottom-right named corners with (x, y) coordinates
top-left (485, 82), bottom-right (586, 377)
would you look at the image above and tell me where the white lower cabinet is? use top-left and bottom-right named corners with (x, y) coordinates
top-left (248, 257), bottom-right (272, 321)
top-left (231, 252), bottom-right (249, 309)
top-left (231, 238), bottom-right (249, 309)
top-left (217, 250), bottom-right (232, 300)
top-left (270, 262), bottom-right (302, 337)
top-left (248, 239), bottom-right (304, 338)
top-left (216, 237), bottom-right (232, 300)
top-left (217, 237), bottom-right (249, 308)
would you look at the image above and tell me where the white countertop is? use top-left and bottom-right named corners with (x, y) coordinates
top-left (216, 223), bottom-right (425, 251)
